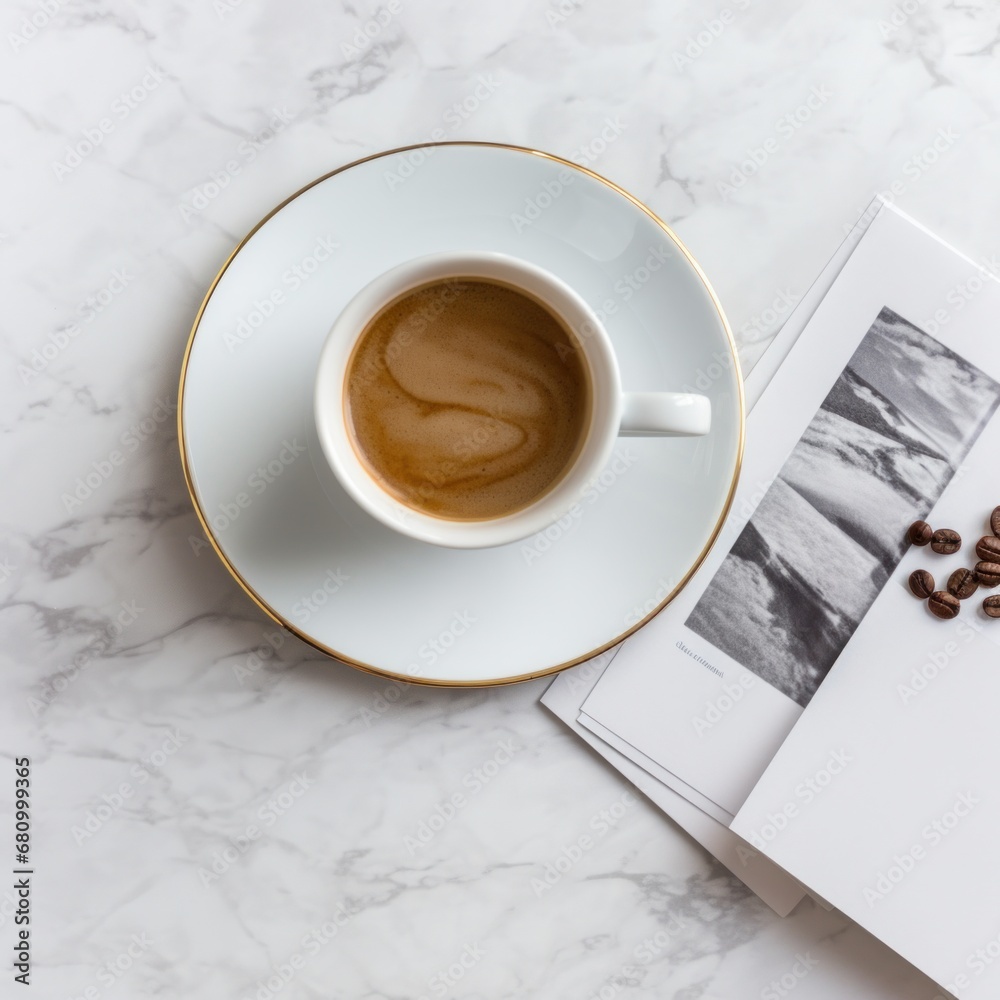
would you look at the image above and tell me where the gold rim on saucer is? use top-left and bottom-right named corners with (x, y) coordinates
top-left (177, 141), bottom-right (745, 688)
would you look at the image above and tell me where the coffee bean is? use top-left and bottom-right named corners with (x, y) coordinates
top-left (976, 535), bottom-right (1000, 562)
top-left (908, 569), bottom-right (935, 599)
top-left (948, 568), bottom-right (979, 600)
top-left (985, 595), bottom-right (1000, 618)
top-left (928, 591), bottom-right (961, 619)
top-left (975, 561), bottom-right (1000, 588)
top-left (992, 506), bottom-right (1000, 538)
top-left (931, 528), bottom-right (961, 554)
top-left (907, 520), bottom-right (933, 546)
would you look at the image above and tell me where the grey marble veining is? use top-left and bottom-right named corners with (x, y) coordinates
top-left (5, 0), bottom-right (998, 996)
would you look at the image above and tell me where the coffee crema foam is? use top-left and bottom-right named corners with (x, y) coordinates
top-left (345, 278), bottom-right (591, 520)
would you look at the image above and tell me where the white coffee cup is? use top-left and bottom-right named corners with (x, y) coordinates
top-left (314, 252), bottom-right (710, 549)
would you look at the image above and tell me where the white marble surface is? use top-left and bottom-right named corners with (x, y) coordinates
top-left (4, 0), bottom-right (998, 996)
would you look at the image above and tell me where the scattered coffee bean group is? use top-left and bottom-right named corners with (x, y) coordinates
top-left (907, 506), bottom-right (1000, 620)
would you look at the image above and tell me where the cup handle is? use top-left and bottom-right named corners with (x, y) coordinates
top-left (619, 392), bottom-right (711, 437)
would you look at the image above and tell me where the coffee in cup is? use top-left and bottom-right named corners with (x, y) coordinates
top-left (344, 278), bottom-right (591, 521)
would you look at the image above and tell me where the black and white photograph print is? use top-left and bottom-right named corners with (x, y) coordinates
top-left (686, 306), bottom-right (1000, 708)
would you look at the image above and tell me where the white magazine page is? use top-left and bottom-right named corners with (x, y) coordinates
top-left (732, 266), bottom-right (1000, 997)
top-left (579, 204), bottom-right (1000, 817)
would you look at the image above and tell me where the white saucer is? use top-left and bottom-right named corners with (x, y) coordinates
top-left (179, 142), bottom-right (744, 686)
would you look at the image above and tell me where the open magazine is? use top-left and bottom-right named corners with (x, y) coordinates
top-left (545, 201), bottom-right (1000, 998)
